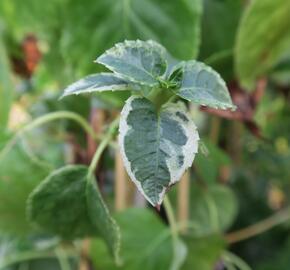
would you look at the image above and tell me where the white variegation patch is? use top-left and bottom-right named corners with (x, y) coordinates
top-left (119, 96), bottom-right (199, 206)
top-left (162, 102), bottom-right (199, 187)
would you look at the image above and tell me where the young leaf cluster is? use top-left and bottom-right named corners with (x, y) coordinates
top-left (62, 40), bottom-right (235, 206)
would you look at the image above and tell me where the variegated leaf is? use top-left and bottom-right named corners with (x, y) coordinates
top-left (170, 61), bottom-right (236, 110)
top-left (119, 96), bottom-right (199, 206)
top-left (61, 73), bottom-right (131, 98)
top-left (96, 40), bottom-right (167, 86)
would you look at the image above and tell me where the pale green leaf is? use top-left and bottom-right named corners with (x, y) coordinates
top-left (181, 234), bottom-right (225, 270)
top-left (96, 40), bottom-right (167, 86)
top-left (235, 0), bottom-right (290, 89)
top-left (0, 30), bottom-right (13, 129)
top-left (27, 165), bottom-right (120, 261)
top-left (170, 60), bottom-right (236, 110)
top-left (189, 183), bottom-right (238, 233)
top-left (61, 73), bottom-right (133, 98)
top-left (0, 140), bottom-right (50, 235)
top-left (119, 96), bottom-right (199, 206)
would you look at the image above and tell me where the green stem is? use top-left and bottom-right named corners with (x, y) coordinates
top-left (0, 111), bottom-right (99, 161)
top-left (226, 206), bottom-right (290, 244)
top-left (163, 196), bottom-right (180, 270)
top-left (87, 118), bottom-right (119, 178)
top-left (0, 250), bottom-right (77, 269)
top-left (55, 248), bottom-right (72, 270)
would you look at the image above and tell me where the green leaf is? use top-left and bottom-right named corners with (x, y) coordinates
top-left (96, 40), bottom-right (167, 86)
top-left (189, 183), bottom-right (238, 233)
top-left (27, 165), bottom-right (120, 261)
top-left (170, 61), bottom-right (236, 110)
top-left (61, 73), bottom-right (133, 98)
top-left (199, 0), bottom-right (243, 60)
top-left (119, 96), bottom-right (199, 206)
top-left (0, 140), bottom-right (50, 235)
top-left (195, 139), bottom-right (231, 184)
top-left (181, 234), bottom-right (225, 270)
top-left (235, 0), bottom-right (290, 89)
top-left (0, 30), bottom-right (13, 130)
top-left (90, 208), bottom-right (183, 270)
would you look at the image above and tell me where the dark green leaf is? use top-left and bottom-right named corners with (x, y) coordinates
top-left (171, 61), bottom-right (236, 110)
top-left (27, 165), bottom-right (120, 260)
top-left (119, 96), bottom-right (199, 206)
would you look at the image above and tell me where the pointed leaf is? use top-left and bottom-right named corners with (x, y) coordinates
top-left (27, 165), bottom-right (120, 260)
top-left (170, 61), bottom-right (236, 110)
top-left (119, 96), bottom-right (199, 206)
top-left (96, 40), bottom-right (167, 86)
top-left (62, 73), bottom-right (132, 98)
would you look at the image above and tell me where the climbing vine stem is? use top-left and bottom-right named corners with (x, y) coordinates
top-left (0, 111), bottom-right (102, 161)
top-left (87, 117), bottom-right (119, 178)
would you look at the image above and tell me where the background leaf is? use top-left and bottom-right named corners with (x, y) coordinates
top-left (235, 0), bottom-right (290, 89)
top-left (189, 183), bottom-right (238, 233)
top-left (0, 140), bottom-right (50, 235)
top-left (28, 165), bottom-right (120, 260)
top-left (181, 234), bottom-right (225, 270)
top-left (0, 27), bottom-right (13, 130)
top-left (90, 208), bottom-right (175, 270)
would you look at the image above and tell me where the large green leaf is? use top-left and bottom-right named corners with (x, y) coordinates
top-left (0, 29), bottom-right (13, 130)
top-left (170, 61), bottom-right (236, 110)
top-left (189, 183), bottom-right (238, 233)
top-left (96, 40), bottom-right (167, 86)
top-left (181, 234), bottom-right (225, 270)
top-left (119, 96), bottom-right (199, 206)
top-left (199, 0), bottom-right (243, 60)
top-left (0, 140), bottom-right (50, 235)
top-left (195, 139), bottom-right (231, 184)
top-left (61, 73), bottom-right (133, 97)
top-left (27, 165), bottom-right (120, 261)
top-left (235, 0), bottom-right (290, 89)
top-left (90, 208), bottom-right (183, 270)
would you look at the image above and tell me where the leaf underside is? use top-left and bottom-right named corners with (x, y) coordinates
top-left (27, 165), bottom-right (120, 261)
top-left (119, 96), bottom-right (199, 206)
top-left (170, 60), bottom-right (236, 110)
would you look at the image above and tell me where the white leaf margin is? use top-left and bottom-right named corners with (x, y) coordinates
top-left (118, 95), bottom-right (200, 206)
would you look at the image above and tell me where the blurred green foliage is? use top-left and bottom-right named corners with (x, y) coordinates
top-left (0, 0), bottom-right (290, 269)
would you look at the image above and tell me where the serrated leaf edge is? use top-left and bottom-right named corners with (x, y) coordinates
top-left (96, 40), bottom-right (168, 87)
top-left (119, 96), bottom-right (200, 206)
